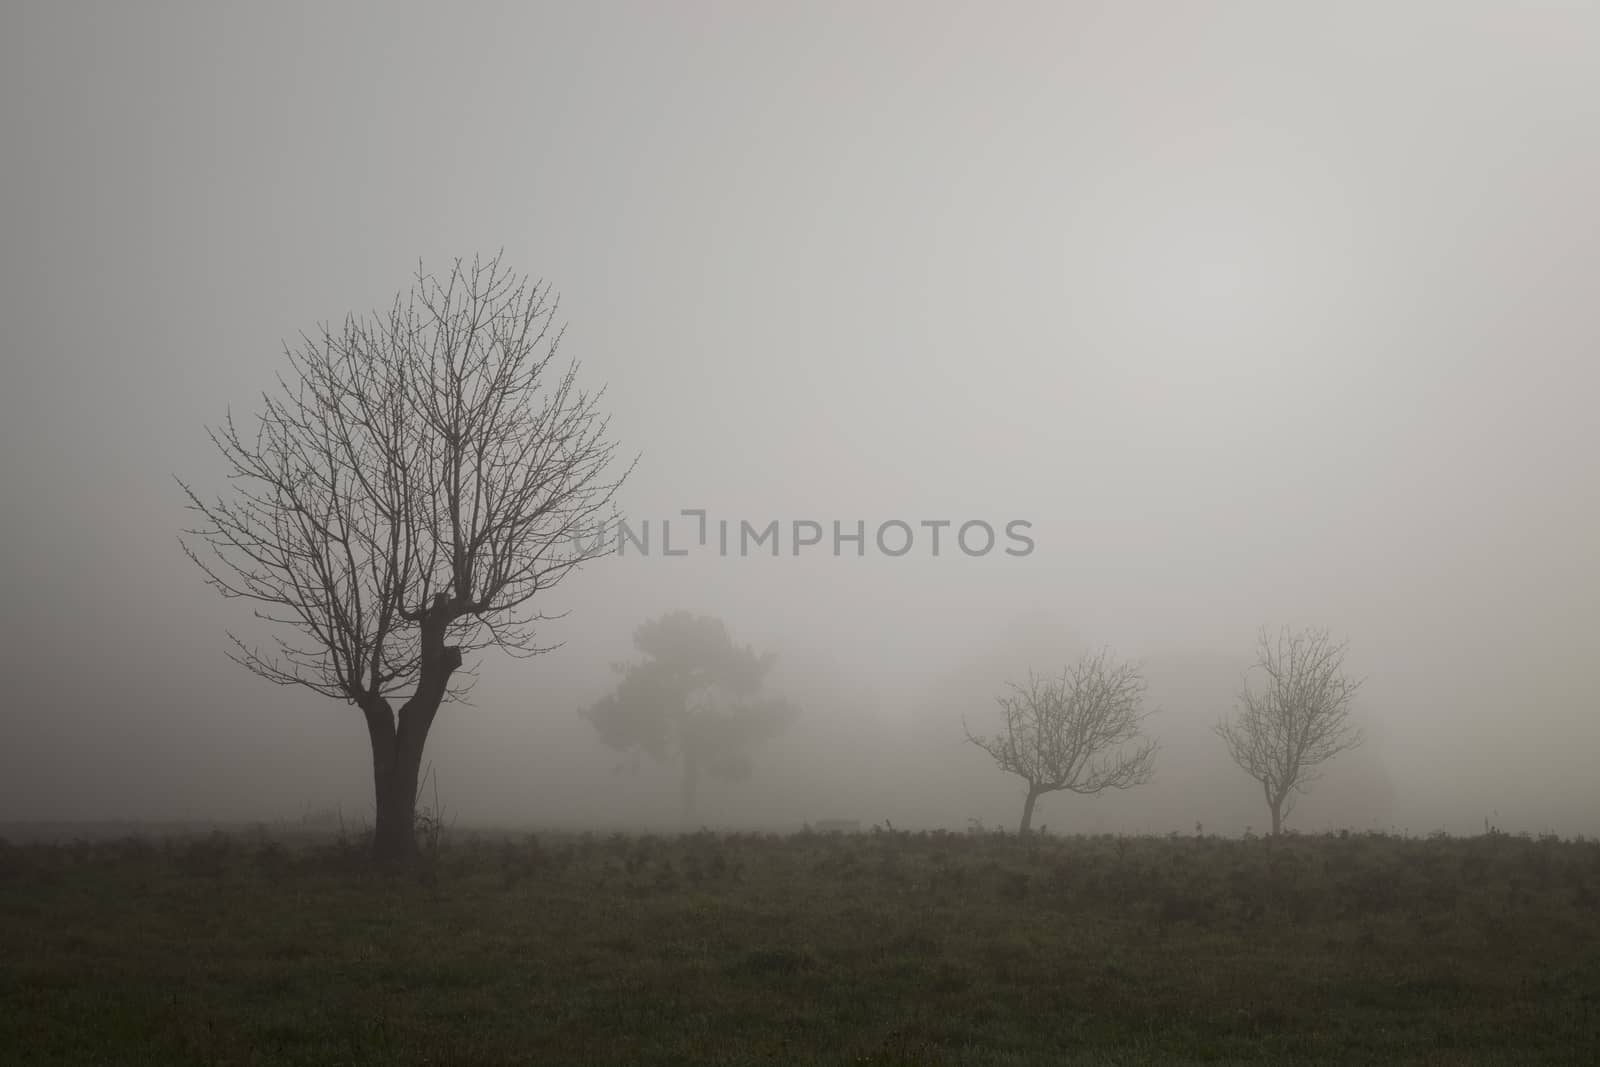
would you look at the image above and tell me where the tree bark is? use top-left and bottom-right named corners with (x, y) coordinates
top-left (1269, 797), bottom-right (1284, 836)
top-left (371, 721), bottom-right (424, 865)
top-left (1018, 787), bottom-right (1041, 836)
top-left (367, 603), bottom-right (462, 866)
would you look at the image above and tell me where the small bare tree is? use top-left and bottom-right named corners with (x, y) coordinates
top-left (1215, 626), bottom-right (1363, 835)
top-left (965, 651), bottom-right (1158, 835)
top-left (179, 254), bottom-right (631, 864)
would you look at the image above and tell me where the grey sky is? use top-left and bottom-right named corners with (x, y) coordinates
top-left (3, 2), bottom-right (1597, 835)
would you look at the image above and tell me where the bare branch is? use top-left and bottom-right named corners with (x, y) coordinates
top-left (1214, 626), bottom-right (1364, 834)
top-left (179, 253), bottom-right (633, 712)
top-left (966, 650), bottom-right (1158, 833)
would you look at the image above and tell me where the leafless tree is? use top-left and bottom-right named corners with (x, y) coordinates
top-left (965, 651), bottom-right (1158, 835)
top-left (1215, 626), bottom-right (1364, 835)
top-left (179, 254), bottom-right (632, 864)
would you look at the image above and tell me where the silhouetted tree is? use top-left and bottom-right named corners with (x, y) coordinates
top-left (179, 254), bottom-right (631, 864)
top-left (965, 652), bottom-right (1158, 834)
top-left (581, 612), bottom-right (796, 819)
top-left (1215, 626), bottom-right (1364, 835)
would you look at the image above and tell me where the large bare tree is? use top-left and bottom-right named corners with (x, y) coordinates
top-left (179, 254), bottom-right (631, 863)
top-left (965, 651), bottom-right (1158, 835)
top-left (1215, 626), bottom-right (1364, 835)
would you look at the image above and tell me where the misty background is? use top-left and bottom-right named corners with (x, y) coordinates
top-left (3, 2), bottom-right (1596, 837)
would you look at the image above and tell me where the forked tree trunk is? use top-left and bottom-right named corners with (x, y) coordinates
top-left (370, 717), bottom-right (428, 865)
top-left (364, 606), bottom-right (461, 866)
top-left (1018, 787), bottom-right (1041, 835)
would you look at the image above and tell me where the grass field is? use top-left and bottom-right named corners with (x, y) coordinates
top-left (2, 826), bottom-right (1598, 1064)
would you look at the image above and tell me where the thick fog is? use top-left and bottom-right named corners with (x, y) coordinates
top-left (3, 2), bottom-right (1596, 838)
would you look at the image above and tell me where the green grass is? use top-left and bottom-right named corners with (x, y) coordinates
top-left (2, 828), bottom-right (1597, 1064)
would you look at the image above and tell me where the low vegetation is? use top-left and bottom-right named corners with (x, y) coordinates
top-left (3, 825), bottom-right (1598, 1063)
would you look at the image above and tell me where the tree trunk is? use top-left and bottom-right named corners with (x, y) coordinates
top-left (1269, 797), bottom-right (1284, 836)
top-left (365, 600), bottom-right (462, 866)
top-left (372, 725), bottom-right (425, 865)
top-left (1018, 787), bottom-right (1041, 836)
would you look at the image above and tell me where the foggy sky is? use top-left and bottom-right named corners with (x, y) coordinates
top-left (3, 2), bottom-right (1597, 837)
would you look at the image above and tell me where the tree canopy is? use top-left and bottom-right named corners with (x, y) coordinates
top-left (583, 612), bottom-right (796, 816)
top-left (966, 651), bottom-right (1158, 834)
top-left (179, 254), bottom-right (631, 861)
top-left (1216, 626), bottom-right (1363, 834)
